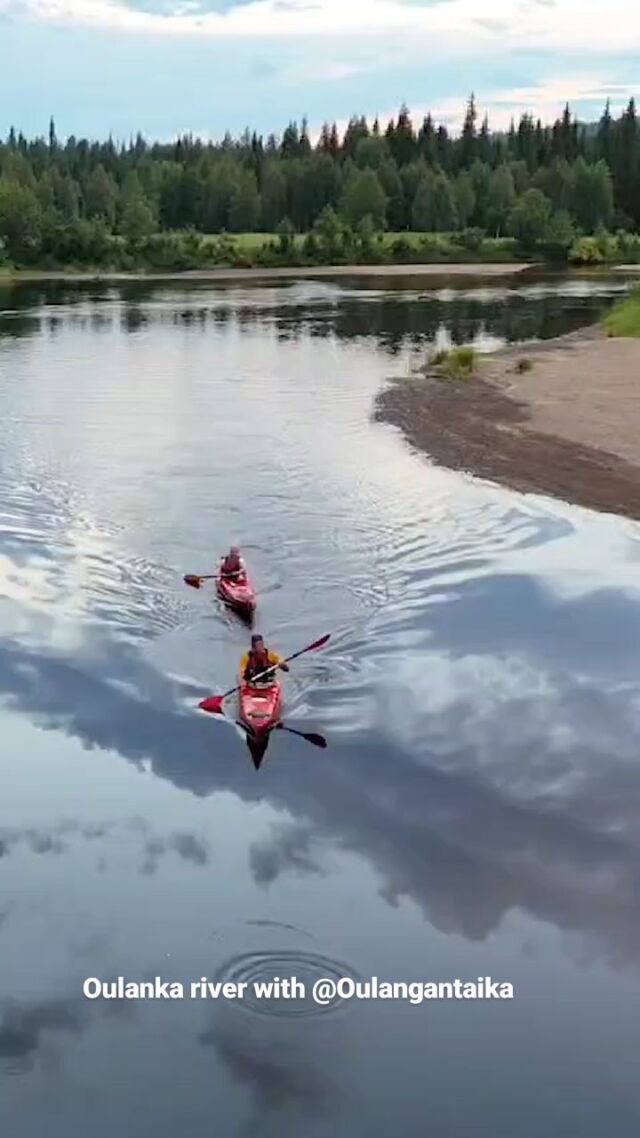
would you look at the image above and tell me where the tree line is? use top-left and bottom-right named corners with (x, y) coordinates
top-left (1, 97), bottom-right (639, 270)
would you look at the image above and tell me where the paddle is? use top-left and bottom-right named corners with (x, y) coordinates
top-left (198, 633), bottom-right (331, 716)
top-left (276, 724), bottom-right (327, 749)
top-left (184, 569), bottom-right (247, 589)
top-left (184, 574), bottom-right (215, 589)
top-left (234, 722), bottom-right (326, 749)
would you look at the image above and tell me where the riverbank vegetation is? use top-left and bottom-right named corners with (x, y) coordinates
top-left (1, 97), bottom-right (639, 271)
top-left (603, 289), bottom-right (640, 337)
top-left (430, 345), bottom-right (477, 379)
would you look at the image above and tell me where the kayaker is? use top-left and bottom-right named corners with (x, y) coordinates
top-left (241, 635), bottom-right (289, 685)
top-left (220, 546), bottom-right (246, 582)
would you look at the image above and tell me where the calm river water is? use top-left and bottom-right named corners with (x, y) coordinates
top-left (1, 272), bottom-right (640, 1137)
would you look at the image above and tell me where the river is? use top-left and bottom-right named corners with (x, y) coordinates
top-left (1, 272), bottom-right (640, 1136)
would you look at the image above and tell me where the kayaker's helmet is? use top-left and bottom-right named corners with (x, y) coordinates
top-left (251, 634), bottom-right (264, 648)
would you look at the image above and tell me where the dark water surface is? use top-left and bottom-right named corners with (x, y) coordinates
top-left (1, 274), bottom-right (640, 1136)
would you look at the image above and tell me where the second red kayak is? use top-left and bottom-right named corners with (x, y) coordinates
top-left (238, 682), bottom-right (282, 735)
top-left (216, 572), bottom-right (256, 615)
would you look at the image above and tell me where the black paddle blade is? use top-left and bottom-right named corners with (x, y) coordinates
top-left (184, 574), bottom-right (202, 589)
top-left (276, 724), bottom-right (327, 749)
top-left (303, 733), bottom-right (327, 749)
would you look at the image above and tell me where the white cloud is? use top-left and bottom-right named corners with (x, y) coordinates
top-left (5, 0), bottom-right (640, 50)
top-left (314, 74), bottom-right (638, 140)
top-left (435, 74), bottom-right (639, 129)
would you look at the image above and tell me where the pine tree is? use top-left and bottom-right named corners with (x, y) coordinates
top-left (459, 93), bottom-right (477, 166)
top-left (299, 118), bottom-right (312, 157)
top-left (340, 167), bottom-right (387, 226)
top-left (455, 171), bottom-right (476, 228)
top-left (329, 123), bottom-right (340, 158)
top-left (318, 124), bottom-right (332, 154)
top-left (436, 125), bottom-right (450, 169)
top-left (597, 100), bottom-right (613, 166)
top-left (478, 115), bottom-right (491, 164)
top-left (391, 104), bottom-right (415, 166)
top-left (417, 114), bottom-right (437, 165)
top-left (281, 122), bottom-right (300, 159)
top-left (614, 98), bottom-right (640, 224)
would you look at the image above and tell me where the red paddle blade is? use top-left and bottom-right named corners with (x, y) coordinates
top-left (184, 575), bottom-right (202, 589)
top-left (306, 634), bottom-right (330, 653)
top-left (199, 696), bottom-right (225, 714)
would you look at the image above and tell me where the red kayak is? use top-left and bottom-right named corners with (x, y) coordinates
top-left (238, 681), bottom-right (282, 736)
top-left (216, 571), bottom-right (256, 615)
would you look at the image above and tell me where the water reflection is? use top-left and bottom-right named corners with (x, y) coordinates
top-left (0, 274), bottom-right (630, 354)
top-left (2, 566), bottom-right (640, 970)
top-left (2, 276), bottom-right (640, 1133)
top-left (0, 998), bottom-right (88, 1073)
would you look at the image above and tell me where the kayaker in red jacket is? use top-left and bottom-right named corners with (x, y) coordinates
top-left (220, 546), bottom-right (246, 582)
top-left (241, 635), bottom-right (289, 684)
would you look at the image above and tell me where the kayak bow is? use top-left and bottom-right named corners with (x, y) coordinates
top-left (238, 681), bottom-right (282, 736)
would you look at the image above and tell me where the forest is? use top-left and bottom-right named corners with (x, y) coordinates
top-left (1, 96), bottom-right (639, 271)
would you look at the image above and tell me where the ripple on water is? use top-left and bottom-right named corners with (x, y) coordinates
top-left (214, 949), bottom-right (359, 1018)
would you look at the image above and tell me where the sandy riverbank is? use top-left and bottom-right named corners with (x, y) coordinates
top-left (376, 324), bottom-right (640, 521)
top-left (0, 262), bottom-right (532, 284)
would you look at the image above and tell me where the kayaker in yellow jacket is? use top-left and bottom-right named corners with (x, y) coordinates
top-left (241, 635), bottom-right (289, 685)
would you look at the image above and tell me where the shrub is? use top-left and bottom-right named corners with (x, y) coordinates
top-left (592, 227), bottom-right (618, 260)
top-left (540, 210), bottom-right (575, 261)
top-left (390, 235), bottom-right (411, 258)
top-left (431, 344), bottom-right (476, 379)
top-left (569, 236), bottom-right (605, 265)
top-left (140, 233), bottom-right (198, 271)
top-left (453, 227), bottom-right (485, 251)
top-left (614, 230), bottom-right (640, 262)
top-left (429, 347), bottom-right (449, 366)
top-left (515, 357), bottom-right (533, 373)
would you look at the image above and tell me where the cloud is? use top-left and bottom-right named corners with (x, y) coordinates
top-left (249, 822), bottom-right (323, 887)
top-left (3, 0), bottom-right (639, 51)
top-left (199, 1018), bottom-right (333, 1137)
top-left (0, 998), bottom-right (88, 1065)
top-left (141, 830), bottom-right (210, 874)
top-left (0, 819), bottom-right (210, 875)
top-left (319, 73), bottom-right (639, 141)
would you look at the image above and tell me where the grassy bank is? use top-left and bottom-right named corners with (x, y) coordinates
top-left (202, 231), bottom-right (520, 260)
top-left (430, 345), bottom-right (477, 379)
top-left (604, 289), bottom-right (640, 337)
top-left (3, 225), bottom-right (640, 276)
top-left (0, 230), bottom-right (525, 275)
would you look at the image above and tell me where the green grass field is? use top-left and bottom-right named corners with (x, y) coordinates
top-left (200, 232), bottom-right (281, 250)
top-left (200, 231), bottom-right (516, 255)
top-left (604, 289), bottom-right (640, 337)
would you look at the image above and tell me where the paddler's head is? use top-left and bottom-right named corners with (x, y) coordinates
top-left (229, 544), bottom-right (240, 561)
top-left (251, 633), bottom-right (266, 659)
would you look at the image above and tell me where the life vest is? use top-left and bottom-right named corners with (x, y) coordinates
top-left (245, 649), bottom-right (275, 681)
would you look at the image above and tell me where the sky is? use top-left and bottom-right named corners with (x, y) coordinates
top-left (0, 0), bottom-right (639, 142)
